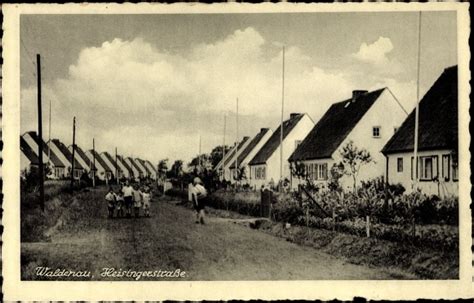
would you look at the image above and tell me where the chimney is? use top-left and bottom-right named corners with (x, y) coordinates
top-left (260, 128), bottom-right (269, 132)
top-left (352, 90), bottom-right (368, 102)
top-left (290, 113), bottom-right (301, 119)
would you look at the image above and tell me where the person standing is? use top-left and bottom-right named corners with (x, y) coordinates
top-left (122, 180), bottom-right (134, 218)
top-left (132, 184), bottom-right (142, 218)
top-left (105, 187), bottom-right (116, 218)
top-left (142, 187), bottom-right (151, 217)
top-left (192, 177), bottom-right (207, 224)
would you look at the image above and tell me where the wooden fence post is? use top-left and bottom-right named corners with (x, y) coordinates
top-left (332, 209), bottom-right (336, 232)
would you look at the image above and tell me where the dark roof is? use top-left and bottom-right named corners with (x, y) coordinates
top-left (70, 145), bottom-right (90, 168)
top-left (249, 113), bottom-right (305, 165)
top-left (102, 152), bottom-right (118, 171)
top-left (20, 136), bottom-right (39, 165)
top-left (53, 139), bottom-right (83, 170)
top-left (127, 157), bottom-right (143, 174)
top-left (229, 128), bottom-right (270, 169)
top-left (382, 66), bottom-right (458, 154)
top-left (89, 150), bottom-right (110, 172)
top-left (24, 132), bottom-right (64, 167)
top-left (117, 155), bottom-right (133, 174)
top-left (289, 89), bottom-right (385, 162)
top-left (145, 160), bottom-right (157, 173)
top-left (223, 137), bottom-right (250, 167)
top-left (136, 158), bottom-right (152, 175)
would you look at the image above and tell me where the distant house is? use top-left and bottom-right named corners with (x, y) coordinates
top-left (20, 136), bottom-right (40, 175)
top-left (101, 152), bottom-right (122, 180)
top-left (144, 160), bottom-right (157, 180)
top-left (221, 136), bottom-right (251, 181)
top-left (125, 157), bottom-right (143, 180)
top-left (248, 113), bottom-right (314, 189)
top-left (382, 66), bottom-right (458, 197)
top-left (289, 89), bottom-right (408, 191)
top-left (22, 131), bottom-right (57, 178)
top-left (97, 152), bottom-right (115, 180)
top-left (49, 139), bottom-right (84, 179)
top-left (214, 143), bottom-right (238, 178)
top-left (135, 158), bottom-right (150, 179)
top-left (228, 128), bottom-right (273, 184)
top-left (69, 144), bottom-right (92, 176)
top-left (85, 150), bottom-right (110, 181)
top-left (116, 155), bottom-right (132, 179)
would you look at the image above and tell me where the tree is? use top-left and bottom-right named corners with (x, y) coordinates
top-left (157, 159), bottom-right (168, 182)
top-left (338, 140), bottom-right (373, 191)
top-left (168, 160), bottom-right (183, 179)
top-left (210, 145), bottom-right (232, 169)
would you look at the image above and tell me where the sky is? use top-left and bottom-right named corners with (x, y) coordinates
top-left (20, 12), bottom-right (457, 165)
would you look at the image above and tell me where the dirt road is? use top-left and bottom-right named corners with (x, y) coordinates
top-left (22, 190), bottom-right (401, 280)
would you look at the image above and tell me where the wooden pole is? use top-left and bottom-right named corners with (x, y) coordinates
top-left (280, 46), bottom-right (285, 191)
top-left (36, 54), bottom-right (45, 211)
top-left (70, 117), bottom-right (76, 191)
top-left (47, 99), bottom-right (51, 166)
top-left (115, 147), bottom-right (119, 185)
top-left (92, 138), bottom-right (96, 187)
top-left (413, 11), bottom-right (422, 191)
top-left (235, 97), bottom-right (239, 182)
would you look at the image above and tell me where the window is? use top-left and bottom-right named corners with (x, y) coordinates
top-left (397, 157), bottom-right (403, 173)
top-left (419, 156), bottom-right (438, 181)
top-left (262, 167), bottom-right (266, 180)
top-left (372, 126), bottom-right (381, 138)
top-left (452, 154), bottom-right (458, 181)
top-left (442, 155), bottom-right (450, 181)
top-left (313, 163), bottom-right (328, 180)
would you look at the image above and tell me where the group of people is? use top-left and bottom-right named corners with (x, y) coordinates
top-left (105, 180), bottom-right (152, 218)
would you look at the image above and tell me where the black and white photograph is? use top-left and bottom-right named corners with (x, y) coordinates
top-left (1, 2), bottom-right (471, 301)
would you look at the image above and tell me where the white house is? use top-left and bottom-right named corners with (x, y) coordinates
top-left (135, 158), bottom-right (150, 179)
top-left (69, 144), bottom-right (92, 175)
top-left (228, 128), bottom-right (273, 185)
top-left (116, 155), bottom-right (132, 179)
top-left (382, 66), bottom-right (458, 197)
top-left (145, 160), bottom-right (157, 180)
top-left (101, 152), bottom-right (122, 180)
top-left (215, 143), bottom-right (238, 180)
top-left (289, 88), bottom-right (408, 191)
top-left (85, 150), bottom-right (109, 181)
top-left (22, 131), bottom-right (58, 178)
top-left (248, 113), bottom-right (314, 189)
top-left (49, 139), bottom-right (84, 179)
top-left (20, 136), bottom-right (39, 175)
top-left (221, 136), bottom-right (251, 181)
top-left (125, 157), bottom-right (142, 180)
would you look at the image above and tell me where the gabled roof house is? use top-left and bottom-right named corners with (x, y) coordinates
top-left (20, 136), bottom-right (40, 174)
top-left (125, 157), bottom-right (143, 180)
top-left (85, 150), bottom-right (109, 181)
top-left (248, 113), bottom-right (314, 189)
top-left (116, 155), bottom-right (132, 179)
top-left (228, 128), bottom-right (273, 184)
top-left (49, 139), bottom-right (84, 179)
top-left (69, 144), bottom-right (92, 172)
top-left (145, 160), bottom-right (157, 180)
top-left (135, 158), bottom-right (150, 179)
top-left (289, 88), bottom-right (408, 191)
top-left (221, 136), bottom-right (251, 182)
top-left (101, 152), bottom-right (121, 179)
top-left (382, 66), bottom-right (458, 197)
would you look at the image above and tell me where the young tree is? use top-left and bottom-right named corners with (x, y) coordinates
top-left (168, 160), bottom-right (183, 179)
top-left (338, 140), bottom-right (373, 191)
top-left (210, 145), bottom-right (231, 169)
top-left (157, 159), bottom-right (168, 182)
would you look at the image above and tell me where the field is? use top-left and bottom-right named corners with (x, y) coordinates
top-left (20, 185), bottom-right (422, 280)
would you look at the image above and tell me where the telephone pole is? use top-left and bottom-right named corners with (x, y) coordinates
top-left (37, 54), bottom-right (45, 211)
top-left (70, 117), bottom-right (76, 191)
top-left (92, 138), bottom-right (96, 187)
top-left (115, 147), bottom-right (119, 185)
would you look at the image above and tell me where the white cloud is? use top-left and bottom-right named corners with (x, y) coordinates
top-left (352, 36), bottom-right (402, 75)
top-left (21, 28), bottom-right (415, 164)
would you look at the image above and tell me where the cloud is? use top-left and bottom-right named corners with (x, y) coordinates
top-left (20, 28), bottom-right (415, 165)
top-left (352, 36), bottom-right (402, 75)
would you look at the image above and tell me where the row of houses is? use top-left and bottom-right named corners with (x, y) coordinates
top-left (216, 66), bottom-right (458, 197)
top-left (20, 131), bottom-right (158, 182)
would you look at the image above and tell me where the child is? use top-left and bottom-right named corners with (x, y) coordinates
top-left (115, 190), bottom-right (124, 218)
top-left (192, 177), bottom-right (207, 224)
top-left (122, 181), bottom-right (134, 218)
top-left (142, 188), bottom-right (151, 217)
top-left (132, 184), bottom-right (142, 218)
top-left (105, 187), bottom-right (116, 218)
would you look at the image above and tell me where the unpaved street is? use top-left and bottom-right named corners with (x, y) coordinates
top-left (22, 189), bottom-right (401, 280)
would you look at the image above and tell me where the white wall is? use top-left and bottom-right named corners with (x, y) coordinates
top-left (85, 151), bottom-right (106, 180)
top-left (125, 158), bottom-right (141, 180)
top-left (20, 152), bottom-right (31, 174)
top-left (225, 139), bottom-right (252, 182)
top-left (248, 114), bottom-right (314, 189)
top-left (68, 146), bottom-right (91, 171)
top-left (291, 89), bottom-right (408, 191)
top-left (237, 130), bottom-right (273, 185)
top-left (116, 158), bottom-right (131, 179)
top-left (387, 150), bottom-right (458, 197)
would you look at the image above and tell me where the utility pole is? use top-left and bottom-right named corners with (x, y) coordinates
top-left (280, 46), bottom-right (285, 191)
top-left (47, 99), bottom-right (51, 166)
top-left (235, 97), bottom-right (239, 181)
top-left (92, 138), bottom-right (96, 187)
top-left (115, 147), bottom-right (119, 185)
top-left (37, 54), bottom-right (45, 211)
top-left (70, 116), bottom-right (76, 191)
top-left (198, 135), bottom-right (202, 171)
top-left (413, 11), bottom-right (422, 190)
